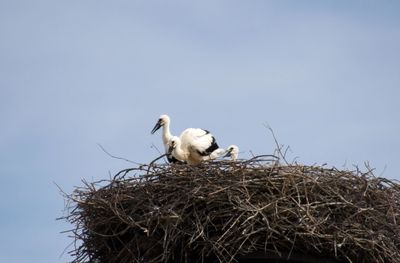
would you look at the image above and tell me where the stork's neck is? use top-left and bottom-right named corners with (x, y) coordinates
top-left (162, 121), bottom-right (172, 145)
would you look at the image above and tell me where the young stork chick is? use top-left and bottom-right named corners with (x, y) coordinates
top-left (151, 114), bottom-right (181, 163)
top-left (167, 136), bottom-right (190, 163)
top-left (224, 145), bottom-right (239, 161)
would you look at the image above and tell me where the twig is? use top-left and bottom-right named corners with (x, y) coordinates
top-left (97, 143), bottom-right (141, 165)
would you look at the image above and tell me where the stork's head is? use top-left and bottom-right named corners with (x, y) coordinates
top-left (167, 136), bottom-right (180, 154)
top-left (151, 114), bottom-right (170, 134)
top-left (224, 145), bottom-right (239, 161)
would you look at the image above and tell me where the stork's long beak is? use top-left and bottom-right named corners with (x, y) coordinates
top-left (151, 120), bottom-right (162, 134)
top-left (223, 149), bottom-right (233, 158)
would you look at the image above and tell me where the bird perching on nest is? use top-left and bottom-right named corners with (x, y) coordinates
top-left (152, 114), bottom-right (238, 165)
top-left (224, 145), bottom-right (239, 161)
top-left (151, 114), bottom-right (182, 163)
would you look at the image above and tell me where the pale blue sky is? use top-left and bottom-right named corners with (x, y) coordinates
top-left (1, 1), bottom-right (400, 262)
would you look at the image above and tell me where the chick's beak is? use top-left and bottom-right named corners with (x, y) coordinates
top-left (151, 120), bottom-right (162, 134)
top-left (223, 149), bottom-right (233, 158)
top-left (167, 145), bottom-right (174, 154)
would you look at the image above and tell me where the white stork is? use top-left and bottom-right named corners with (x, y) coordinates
top-left (151, 114), bottom-right (182, 163)
top-left (179, 127), bottom-right (219, 159)
top-left (224, 145), bottom-right (239, 161)
top-left (167, 136), bottom-right (190, 163)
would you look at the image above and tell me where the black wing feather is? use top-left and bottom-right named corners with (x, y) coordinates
top-left (197, 136), bottom-right (219, 156)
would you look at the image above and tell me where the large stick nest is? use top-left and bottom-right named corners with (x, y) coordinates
top-left (62, 157), bottom-right (400, 263)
